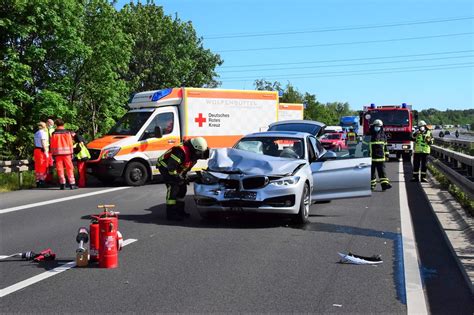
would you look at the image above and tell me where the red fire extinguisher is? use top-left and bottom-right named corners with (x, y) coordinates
top-left (98, 205), bottom-right (119, 268)
top-left (89, 215), bottom-right (100, 262)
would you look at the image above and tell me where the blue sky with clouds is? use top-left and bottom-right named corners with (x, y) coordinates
top-left (116, 0), bottom-right (473, 111)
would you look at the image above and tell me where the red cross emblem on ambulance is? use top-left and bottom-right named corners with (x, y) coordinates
top-left (195, 113), bottom-right (207, 127)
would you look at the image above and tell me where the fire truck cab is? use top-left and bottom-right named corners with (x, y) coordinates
top-left (360, 103), bottom-right (418, 161)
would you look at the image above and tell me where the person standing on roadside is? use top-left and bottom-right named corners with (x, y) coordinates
top-left (33, 122), bottom-right (49, 188)
top-left (73, 130), bottom-right (91, 188)
top-left (369, 119), bottom-right (392, 191)
top-left (345, 126), bottom-right (358, 157)
top-left (411, 120), bottom-right (433, 182)
top-left (50, 119), bottom-right (77, 189)
top-left (45, 118), bottom-right (55, 184)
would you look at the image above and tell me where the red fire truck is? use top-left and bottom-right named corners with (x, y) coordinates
top-left (360, 103), bottom-right (418, 161)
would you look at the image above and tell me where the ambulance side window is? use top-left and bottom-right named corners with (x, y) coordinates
top-left (142, 112), bottom-right (174, 140)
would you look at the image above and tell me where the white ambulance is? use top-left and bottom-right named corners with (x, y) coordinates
top-left (86, 88), bottom-right (279, 185)
top-left (278, 103), bottom-right (304, 121)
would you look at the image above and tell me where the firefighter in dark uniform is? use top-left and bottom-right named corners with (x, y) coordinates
top-left (411, 120), bottom-right (433, 182)
top-left (369, 119), bottom-right (392, 191)
top-left (157, 137), bottom-right (208, 220)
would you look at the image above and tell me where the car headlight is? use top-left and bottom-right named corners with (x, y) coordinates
top-left (101, 147), bottom-right (120, 159)
top-left (200, 171), bottom-right (219, 185)
top-left (270, 176), bottom-right (300, 186)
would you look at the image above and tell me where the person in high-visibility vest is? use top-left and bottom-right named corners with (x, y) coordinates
top-left (45, 118), bottom-right (55, 184)
top-left (157, 137), bottom-right (209, 221)
top-left (369, 119), bottom-right (392, 191)
top-left (345, 126), bottom-right (358, 157)
top-left (73, 131), bottom-right (91, 188)
top-left (411, 120), bottom-right (433, 182)
top-left (33, 122), bottom-right (49, 188)
top-left (50, 119), bottom-right (77, 190)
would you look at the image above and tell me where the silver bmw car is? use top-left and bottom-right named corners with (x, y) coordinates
top-left (194, 131), bottom-right (371, 223)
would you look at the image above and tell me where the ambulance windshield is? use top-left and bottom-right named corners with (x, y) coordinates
top-left (108, 112), bottom-right (153, 135)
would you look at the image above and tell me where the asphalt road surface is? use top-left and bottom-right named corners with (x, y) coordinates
top-left (1, 162), bottom-right (472, 313)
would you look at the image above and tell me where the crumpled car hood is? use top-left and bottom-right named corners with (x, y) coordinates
top-left (207, 148), bottom-right (306, 176)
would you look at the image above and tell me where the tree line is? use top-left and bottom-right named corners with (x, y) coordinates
top-left (1, 0), bottom-right (222, 159)
top-left (2, 1), bottom-right (470, 159)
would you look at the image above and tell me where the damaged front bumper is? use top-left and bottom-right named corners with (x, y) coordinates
top-left (193, 178), bottom-right (304, 215)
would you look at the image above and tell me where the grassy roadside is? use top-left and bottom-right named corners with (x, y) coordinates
top-left (0, 171), bottom-right (36, 192)
top-left (427, 163), bottom-right (474, 216)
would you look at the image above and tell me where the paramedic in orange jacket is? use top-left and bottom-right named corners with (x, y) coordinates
top-left (50, 119), bottom-right (77, 190)
top-left (33, 121), bottom-right (49, 187)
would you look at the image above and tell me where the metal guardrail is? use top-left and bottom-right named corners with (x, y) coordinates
top-left (0, 160), bottom-right (34, 173)
top-left (430, 145), bottom-right (474, 199)
top-left (0, 160), bottom-right (34, 187)
top-left (434, 137), bottom-right (473, 152)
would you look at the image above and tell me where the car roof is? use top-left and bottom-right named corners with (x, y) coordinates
top-left (242, 131), bottom-right (310, 139)
top-left (269, 119), bottom-right (325, 128)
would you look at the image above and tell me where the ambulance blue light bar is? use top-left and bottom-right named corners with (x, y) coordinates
top-left (402, 103), bottom-right (407, 108)
top-left (151, 88), bottom-right (172, 101)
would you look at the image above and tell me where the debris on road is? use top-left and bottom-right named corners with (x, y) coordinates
top-left (338, 252), bottom-right (383, 265)
top-left (332, 304), bottom-right (343, 307)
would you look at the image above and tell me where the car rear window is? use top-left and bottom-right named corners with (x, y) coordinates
top-left (268, 123), bottom-right (321, 136)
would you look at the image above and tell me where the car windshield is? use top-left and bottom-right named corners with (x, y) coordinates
top-left (321, 134), bottom-right (341, 140)
top-left (368, 110), bottom-right (409, 126)
top-left (234, 137), bottom-right (304, 159)
top-left (269, 123), bottom-right (321, 136)
top-left (108, 112), bottom-right (153, 135)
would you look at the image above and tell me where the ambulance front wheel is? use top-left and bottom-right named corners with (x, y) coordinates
top-left (124, 161), bottom-right (148, 186)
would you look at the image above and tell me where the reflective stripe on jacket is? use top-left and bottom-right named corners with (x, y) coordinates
top-left (50, 128), bottom-right (74, 155)
top-left (413, 130), bottom-right (432, 154)
top-left (158, 143), bottom-right (195, 175)
top-left (74, 142), bottom-right (91, 160)
top-left (369, 130), bottom-right (388, 162)
top-left (346, 132), bottom-right (358, 146)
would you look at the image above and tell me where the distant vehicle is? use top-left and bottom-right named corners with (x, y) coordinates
top-left (278, 103), bottom-right (304, 121)
top-left (340, 116), bottom-right (360, 134)
top-left (360, 103), bottom-right (417, 160)
top-left (324, 125), bottom-right (343, 134)
top-left (268, 120), bottom-right (326, 137)
top-left (319, 133), bottom-right (347, 152)
top-left (193, 131), bottom-right (371, 223)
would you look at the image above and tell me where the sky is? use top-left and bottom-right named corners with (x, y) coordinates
top-left (115, 0), bottom-right (474, 111)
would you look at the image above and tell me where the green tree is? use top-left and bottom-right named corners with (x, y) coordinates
top-left (72, 0), bottom-right (132, 137)
top-left (119, 1), bottom-right (223, 92)
top-left (0, 0), bottom-right (86, 158)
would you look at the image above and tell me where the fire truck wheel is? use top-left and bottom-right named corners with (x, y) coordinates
top-left (124, 161), bottom-right (148, 186)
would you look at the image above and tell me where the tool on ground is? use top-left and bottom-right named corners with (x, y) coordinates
top-left (3, 249), bottom-right (56, 262)
top-left (76, 227), bottom-right (89, 267)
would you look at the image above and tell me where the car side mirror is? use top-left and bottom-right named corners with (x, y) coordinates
top-left (318, 150), bottom-right (337, 161)
top-left (154, 126), bottom-right (163, 138)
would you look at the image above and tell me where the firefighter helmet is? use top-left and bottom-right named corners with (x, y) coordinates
top-left (373, 119), bottom-right (383, 127)
top-left (190, 137), bottom-right (208, 153)
top-left (418, 120), bottom-right (427, 127)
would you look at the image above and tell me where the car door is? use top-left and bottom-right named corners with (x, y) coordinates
top-left (309, 135), bottom-right (371, 201)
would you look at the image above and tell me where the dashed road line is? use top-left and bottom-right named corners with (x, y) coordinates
top-left (0, 238), bottom-right (138, 298)
top-left (0, 187), bottom-right (131, 215)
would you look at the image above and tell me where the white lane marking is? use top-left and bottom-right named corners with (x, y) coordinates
top-left (0, 238), bottom-right (138, 298)
top-left (399, 161), bottom-right (428, 313)
top-left (0, 187), bottom-right (131, 215)
top-left (0, 255), bottom-right (11, 260)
